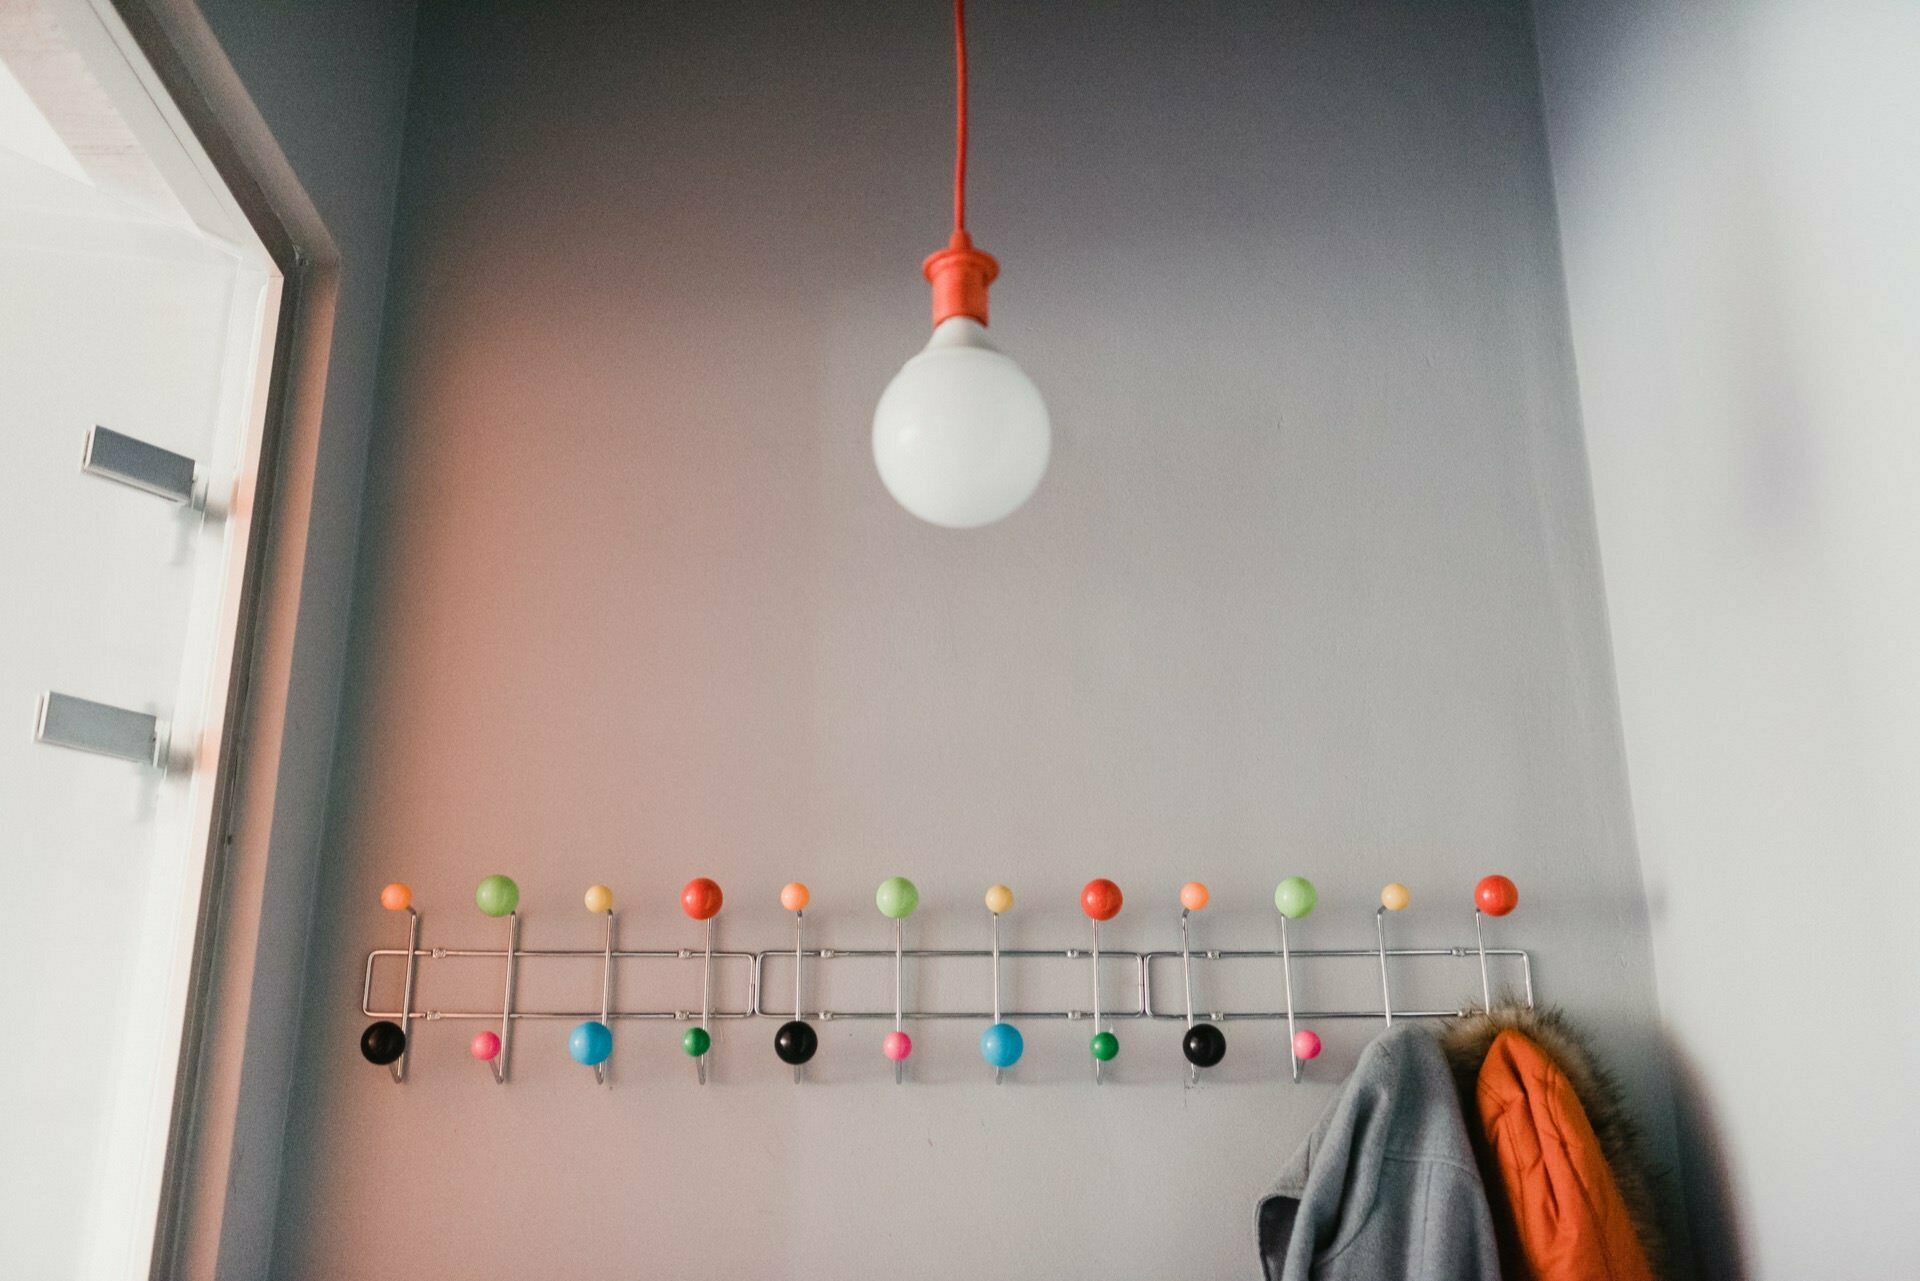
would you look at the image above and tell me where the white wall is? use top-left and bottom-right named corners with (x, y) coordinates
top-left (271, 3), bottom-right (1681, 1278)
top-left (1532, 1), bottom-right (1920, 1276)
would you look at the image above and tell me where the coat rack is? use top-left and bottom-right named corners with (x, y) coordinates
top-left (358, 875), bottom-right (1532, 1087)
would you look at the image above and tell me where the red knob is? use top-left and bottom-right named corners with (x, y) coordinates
top-left (1081, 878), bottom-right (1123, 922)
top-left (1474, 875), bottom-right (1519, 917)
top-left (681, 877), bottom-right (724, 921)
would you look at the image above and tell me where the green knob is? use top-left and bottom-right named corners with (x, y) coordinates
top-left (875, 876), bottom-right (919, 920)
top-left (1274, 876), bottom-right (1317, 919)
top-left (682, 1026), bottom-right (711, 1057)
top-left (475, 874), bottom-right (519, 917)
top-left (1089, 1031), bottom-right (1119, 1062)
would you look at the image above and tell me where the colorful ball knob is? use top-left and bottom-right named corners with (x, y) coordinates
top-left (983, 884), bottom-right (1014, 915)
top-left (774, 1020), bottom-right (817, 1065)
top-left (1081, 879), bottom-right (1123, 921)
top-left (568, 1020), bottom-right (613, 1066)
top-left (882, 1031), bottom-right (913, 1061)
top-left (359, 1020), bottom-right (406, 1066)
top-left (875, 876), bottom-right (919, 920)
top-left (1089, 1031), bottom-right (1120, 1062)
top-left (475, 874), bottom-right (519, 917)
top-left (380, 882), bottom-right (412, 912)
top-left (1273, 876), bottom-right (1317, 919)
top-left (1475, 875), bottom-right (1519, 917)
top-left (780, 882), bottom-right (811, 912)
top-left (980, 1022), bottom-right (1024, 1068)
top-left (1179, 881), bottom-right (1210, 911)
top-left (583, 884), bottom-right (614, 914)
top-left (470, 1030), bottom-right (502, 1061)
top-left (1380, 882), bottom-right (1411, 912)
top-left (681, 877), bottom-right (723, 920)
top-left (1292, 1029), bottom-right (1323, 1061)
top-left (682, 1026), bottom-right (712, 1058)
top-left (1183, 1022), bottom-right (1227, 1068)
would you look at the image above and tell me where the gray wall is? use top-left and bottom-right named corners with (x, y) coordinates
top-left (1533, 1), bottom-right (1920, 1276)
top-left (273, 3), bottom-right (1679, 1277)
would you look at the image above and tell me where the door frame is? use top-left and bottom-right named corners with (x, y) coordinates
top-left (89, 1), bottom-right (347, 1275)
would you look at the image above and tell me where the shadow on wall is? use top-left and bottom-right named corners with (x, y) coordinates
top-left (1664, 1042), bottom-right (1748, 1281)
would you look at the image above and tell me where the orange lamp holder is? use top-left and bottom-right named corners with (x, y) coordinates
top-left (924, 0), bottom-right (998, 327)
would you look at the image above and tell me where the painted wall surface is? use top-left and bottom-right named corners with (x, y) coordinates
top-left (274, 3), bottom-right (1679, 1278)
top-left (1532, 2), bottom-right (1920, 1276)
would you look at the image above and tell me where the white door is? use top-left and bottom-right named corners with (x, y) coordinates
top-left (0, 0), bottom-right (281, 1275)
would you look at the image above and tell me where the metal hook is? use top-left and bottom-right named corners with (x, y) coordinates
top-left (697, 917), bottom-right (713, 1085)
top-left (594, 909), bottom-right (614, 1086)
top-left (1376, 907), bottom-right (1395, 1028)
top-left (489, 912), bottom-right (518, 1084)
top-left (1279, 914), bottom-right (1301, 1084)
top-left (1091, 917), bottom-right (1104, 1085)
top-left (391, 908), bottom-right (420, 1084)
top-left (793, 909), bottom-right (806, 1084)
top-left (1475, 909), bottom-right (1491, 1011)
top-left (893, 917), bottom-right (906, 1085)
top-left (1180, 908), bottom-right (1199, 1086)
top-left (990, 910), bottom-right (1003, 1085)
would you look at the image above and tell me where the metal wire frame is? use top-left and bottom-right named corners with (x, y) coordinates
top-left (1140, 945), bottom-right (1535, 1021)
top-left (364, 943), bottom-right (1532, 1031)
top-left (749, 947), bottom-right (1149, 1022)
top-left (360, 946), bottom-right (758, 1022)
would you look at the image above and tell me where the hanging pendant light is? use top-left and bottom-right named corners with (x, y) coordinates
top-left (872, 0), bottom-right (1051, 529)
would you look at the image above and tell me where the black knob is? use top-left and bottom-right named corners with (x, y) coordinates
top-left (360, 1020), bottom-right (408, 1066)
top-left (774, 1019), bottom-right (818, 1065)
top-left (1182, 1022), bottom-right (1227, 1068)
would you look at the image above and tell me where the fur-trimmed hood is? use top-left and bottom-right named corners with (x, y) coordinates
top-left (1439, 1006), bottom-right (1668, 1277)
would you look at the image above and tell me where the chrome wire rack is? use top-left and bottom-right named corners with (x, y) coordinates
top-left (358, 874), bottom-right (1533, 1087)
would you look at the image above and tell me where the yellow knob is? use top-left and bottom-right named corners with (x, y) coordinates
top-left (984, 884), bottom-right (1014, 915)
top-left (1380, 883), bottom-right (1411, 912)
top-left (584, 884), bottom-right (614, 914)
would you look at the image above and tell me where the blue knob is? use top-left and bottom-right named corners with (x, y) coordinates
top-left (568, 1020), bottom-right (613, 1066)
top-left (979, 1021), bottom-right (1024, 1069)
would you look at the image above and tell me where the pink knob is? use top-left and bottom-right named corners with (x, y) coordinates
top-left (883, 1031), bottom-right (913, 1061)
top-left (470, 1030), bottom-right (501, 1061)
top-left (1292, 1029), bottom-right (1322, 1061)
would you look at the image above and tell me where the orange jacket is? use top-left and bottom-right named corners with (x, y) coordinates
top-left (1476, 1030), bottom-right (1657, 1281)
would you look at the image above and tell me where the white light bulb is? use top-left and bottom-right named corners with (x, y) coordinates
top-left (872, 317), bottom-right (1051, 529)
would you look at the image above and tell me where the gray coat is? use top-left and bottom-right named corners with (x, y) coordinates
top-left (1256, 1024), bottom-right (1501, 1281)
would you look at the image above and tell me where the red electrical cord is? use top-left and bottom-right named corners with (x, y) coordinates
top-left (953, 0), bottom-right (968, 234)
top-left (922, 0), bottom-right (997, 326)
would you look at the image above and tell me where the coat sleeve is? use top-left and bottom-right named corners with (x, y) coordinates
top-left (1477, 1031), bottom-right (1657, 1281)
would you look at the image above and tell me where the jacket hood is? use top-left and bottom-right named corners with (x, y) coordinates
top-left (1439, 1005), bottom-right (1668, 1276)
